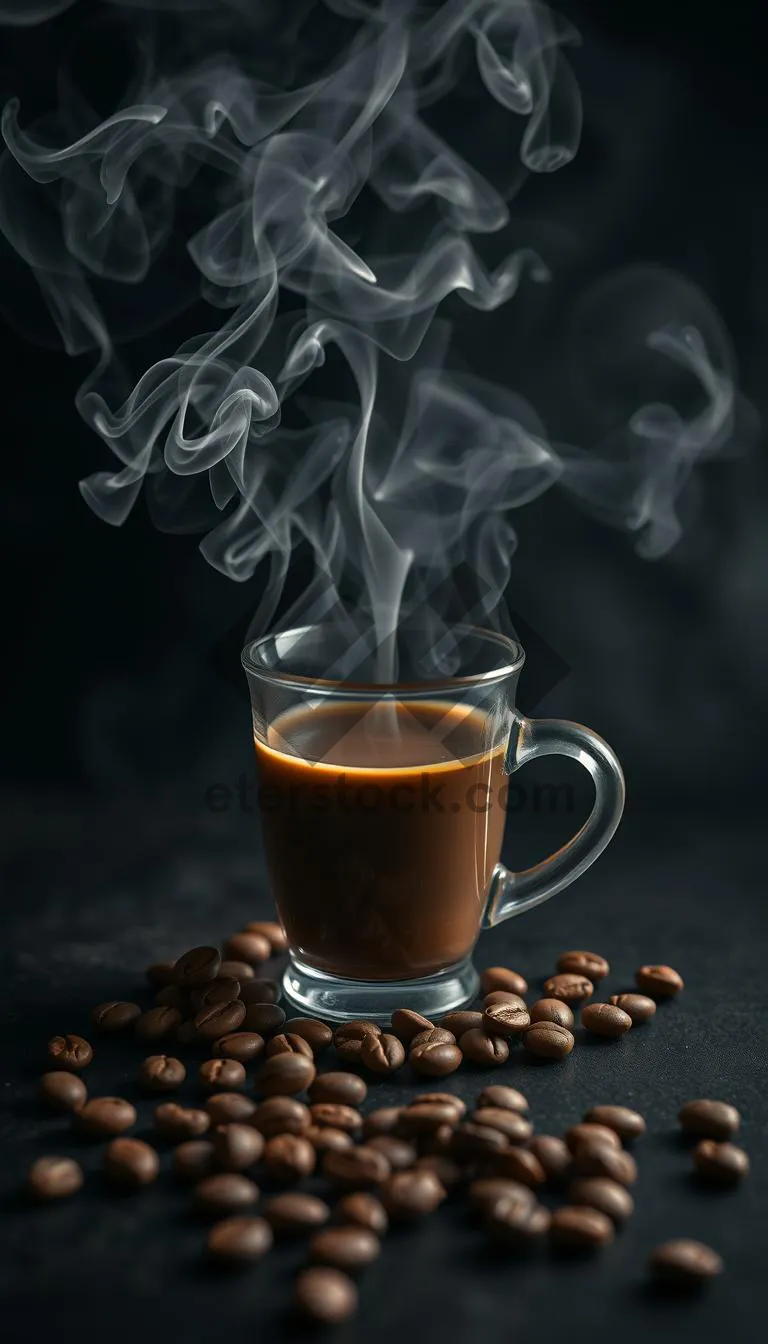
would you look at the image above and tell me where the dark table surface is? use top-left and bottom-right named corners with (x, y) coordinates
top-left (2, 794), bottom-right (766, 1344)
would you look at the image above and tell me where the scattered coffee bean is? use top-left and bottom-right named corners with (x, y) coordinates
top-left (310, 1103), bottom-right (363, 1133)
top-left (570, 1147), bottom-right (637, 1185)
top-left (410, 1041), bottom-right (463, 1077)
top-left (607, 993), bottom-right (656, 1023)
top-left (529, 1136), bottom-right (571, 1183)
top-left (635, 964), bottom-right (683, 996)
top-left (212, 1032), bottom-right (264, 1063)
top-left (146, 961), bottom-right (176, 989)
top-left (569, 1177), bottom-right (634, 1221)
top-left (242, 1003), bottom-right (285, 1036)
top-left (295, 1267), bottom-right (358, 1324)
top-left (550, 1204), bottom-right (614, 1249)
top-left (381, 1169), bottom-right (446, 1219)
top-left (240, 979), bottom-right (281, 1005)
top-left (266, 1033), bottom-right (314, 1060)
top-left (410, 1092), bottom-right (467, 1118)
top-left (206, 1093), bottom-right (257, 1125)
top-left (306, 1126), bottom-right (354, 1153)
top-left (38, 1071), bottom-right (87, 1113)
top-left (155, 985), bottom-right (189, 1011)
top-left (264, 1133), bottom-right (316, 1181)
top-left (258, 1053), bottom-right (316, 1096)
top-left (398, 1102), bottom-right (459, 1136)
top-left (207, 1215), bottom-right (273, 1263)
top-left (480, 967), bottom-right (528, 996)
top-left (419, 1124), bottom-right (455, 1157)
top-left (483, 1002), bottom-right (531, 1037)
top-left (104, 1137), bottom-right (159, 1188)
top-left (218, 960), bottom-right (255, 981)
top-left (92, 1001), bottom-right (141, 1033)
top-left (264, 1191), bottom-right (331, 1234)
top-left (309, 1225), bottom-right (381, 1272)
top-left (459, 1029), bottom-right (510, 1066)
top-left (451, 1122), bottom-right (508, 1159)
top-left (487, 1200), bottom-right (551, 1247)
top-left (175, 946), bottom-right (222, 987)
top-left (224, 931), bottom-right (271, 965)
top-left (391, 1008), bottom-right (434, 1041)
top-left (195, 1173), bottom-right (260, 1216)
top-left (557, 950), bottom-right (610, 980)
top-left (581, 1002), bottom-right (633, 1038)
top-left (542, 973), bottom-right (594, 1003)
top-left (324, 1145), bottom-right (391, 1189)
top-left (195, 977), bottom-right (241, 1009)
top-left (154, 1102), bottom-right (210, 1141)
top-left (253, 1096), bottom-right (311, 1137)
top-left (649, 1239), bottom-right (723, 1287)
top-left (75, 1096), bottom-right (137, 1138)
top-left (173, 1140), bottom-right (214, 1182)
top-left (678, 1099), bottom-right (740, 1140)
top-left (693, 1139), bottom-right (749, 1185)
top-left (362, 1032), bottom-right (407, 1074)
top-left (27, 1155), bottom-right (84, 1200)
top-left (483, 990), bottom-right (527, 1010)
top-left (440, 1011), bottom-right (484, 1036)
top-left (334, 1020), bottom-right (381, 1062)
top-left (135, 1007), bottom-right (183, 1042)
top-left (363, 1107), bottom-right (403, 1137)
top-left (473, 1108), bottom-right (533, 1143)
top-left (139, 1055), bottom-right (186, 1092)
top-left (199, 1058), bottom-right (247, 1091)
top-left (476, 1085), bottom-right (527, 1114)
top-left (584, 1105), bottom-right (646, 1141)
top-left (469, 1177), bottom-right (535, 1217)
top-left (282, 1017), bottom-right (333, 1052)
top-left (487, 1147), bottom-right (547, 1188)
top-left (243, 920), bottom-right (288, 952)
top-left (414, 1155), bottom-right (463, 1190)
top-left (368, 1135), bottom-right (417, 1170)
top-left (522, 1022), bottom-right (575, 1059)
top-left (309, 1072), bottom-right (368, 1106)
top-left (213, 1123), bottom-right (264, 1171)
top-left (410, 1028), bottom-right (456, 1049)
top-left (47, 1034), bottom-right (93, 1071)
top-left (528, 999), bottom-right (574, 1029)
top-left (564, 1123), bottom-right (622, 1155)
top-left (335, 1191), bottom-right (388, 1235)
top-left (194, 1000), bottom-right (246, 1040)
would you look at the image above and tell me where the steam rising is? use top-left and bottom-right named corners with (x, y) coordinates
top-left (0, 0), bottom-right (756, 672)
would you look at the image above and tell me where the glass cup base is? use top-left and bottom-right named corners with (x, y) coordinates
top-left (281, 953), bottom-right (480, 1025)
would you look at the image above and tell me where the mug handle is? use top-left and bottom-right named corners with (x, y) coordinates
top-left (481, 716), bottom-right (626, 929)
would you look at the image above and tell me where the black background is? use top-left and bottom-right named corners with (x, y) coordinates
top-left (1, 2), bottom-right (767, 1341)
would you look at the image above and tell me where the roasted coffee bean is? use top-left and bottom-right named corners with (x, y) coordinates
top-left (223, 931), bottom-right (271, 965)
top-left (213, 1123), bottom-right (264, 1172)
top-left (334, 1020), bottom-right (380, 1062)
top-left (476, 1085), bottom-right (528, 1114)
top-left (136, 1007), bottom-right (183, 1041)
top-left (295, 1267), bottom-right (358, 1324)
top-left (156, 986), bottom-right (191, 1011)
top-left (206, 1093), bottom-right (257, 1125)
top-left (172, 1140), bottom-right (214, 1182)
top-left (282, 1017), bottom-right (333, 1052)
top-left (335, 1191), bottom-right (388, 1235)
top-left (693, 1139), bottom-right (749, 1185)
top-left (175, 946), bottom-right (222, 987)
top-left (104, 1138), bottom-right (159, 1188)
top-left (635, 963), bottom-right (683, 996)
top-left (381, 1169), bottom-right (446, 1220)
top-left (363, 1106), bottom-right (403, 1137)
top-left (264, 1133), bottom-right (316, 1181)
top-left (542, 973), bottom-right (594, 1003)
top-left (146, 961), bottom-right (176, 989)
top-left (243, 920), bottom-right (288, 952)
top-left (584, 1105), bottom-right (646, 1141)
top-left (154, 1102), bottom-right (210, 1141)
top-left (649, 1239), bottom-right (723, 1287)
top-left (528, 999), bottom-right (574, 1029)
top-left (410, 1028), bottom-right (456, 1049)
top-left (266, 1033), bottom-right (314, 1060)
top-left (242, 1003), bottom-right (285, 1036)
top-left (410, 1041), bottom-right (462, 1077)
top-left (581, 1002), bottom-right (633, 1038)
top-left (410, 1092), bottom-right (467, 1118)
top-left (569, 1177), bottom-right (634, 1221)
top-left (39, 1071), bottom-right (87, 1113)
top-left (92, 1001), bottom-right (141, 1033)
top-left (139, 1054), bottom-right (186, 1092)
top-left (570, 1147), bottom-right (637, 1185)
top-left (472, 1108), bottom-right (533, 1143)
top-left (199, 1058), bottom-right (247, 1091)
top-left (368, 1135), bottom-right (417, 1170)
top-left (486, 1147), bottom-right (547, 1188)
top-left (212, 1032), bottom-right (264, 1063)
top-left (458, 1029), bottom-right (510, 1066)
top-left (207, 1215), bottom-right (273, 1263)
top-left (194, 1000), bottom-right (246, 1040)
top-left (264, 1191), bottom-right (330, 1234)
top-left (480, 966), bottom-right (528, 996)
top-left (483, 1002), bottom-right (530, 1036)
top-left (564, 1123), bottom-right (622, 1155)
top-left (306, 1126), bottom-right (354, 1154)
top-left (309, 1072), bottom-right (368, 1106)
top-left (468, 1177), bottom-right (535, 1217)
top-left (607, 993), bottom-right (656, 1023)
top-left (398, 1102), bottom-right (459, 1136)
top-left (451, 1122), bottom-right (507, 1159)
top-left (28, 1156), bottom-right (83, 1200)
top-left (75, 1096), bottom-right (137, 1138)
top-left (258, 1054), bottom-right (316, 1096)
top-left (522, 1022), bottom-right (574, 1059)
top-left (362, 1032), bottom-right (407, 1074)
top-left (195, 1173), bottom-right (259, 1216)
top-left (323, 1145), bottom-right (391, 1189)
top-left (195, 977), bottom-right (241, 1009)
top-left (309, 1226), bottom-right (381, 1272)
top-left (218, 960), bottom-right (255, 981)
top-left (678, 1099), bottom-right (740, 1140)
top-left (487, 1200), bottom-right (551, 1247)
top-left (419, 1123), bottom-right (455, 1157)
top-left (47, 1034), bottom-right (93, 1071)
top-left (390, 1008), bottom-right (433, 1041)
top-left (309, 1103), bottom-right (363, 1133)
top-left (550, 1204), bottom-right (614, 1248)
top-left (415, 1154), bottom-right (464, 1190)
top-left (253, 1096), bottom-right (312, 1137)
top-left (557, 950), bottom-right (610, 980)
top-left (528, 1136), bottom-right (571, 1183)
top-left (240, 979), bottom-right (281, 1005)
top-left (440, 1011), bottom-right (484, 1036)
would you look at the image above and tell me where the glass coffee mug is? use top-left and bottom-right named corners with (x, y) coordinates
top-left (242, 624), bottom-right (625, 1021)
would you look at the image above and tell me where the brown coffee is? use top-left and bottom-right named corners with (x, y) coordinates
top-left (254, 701), bottom-right (507, 981)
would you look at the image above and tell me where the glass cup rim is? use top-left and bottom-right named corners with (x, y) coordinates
top-left (241, 622), bottom-right (525, 696)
